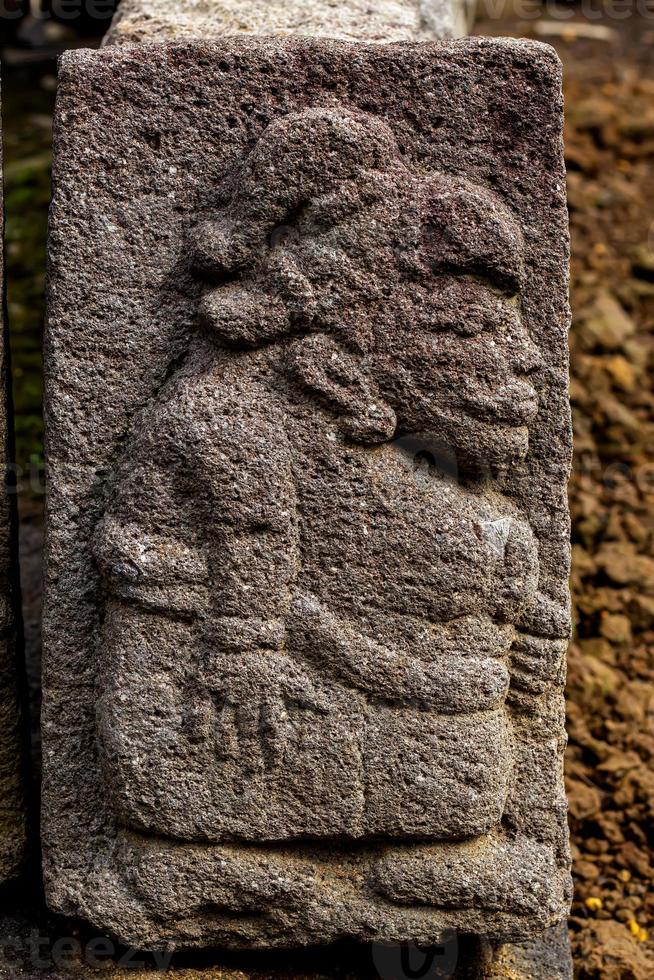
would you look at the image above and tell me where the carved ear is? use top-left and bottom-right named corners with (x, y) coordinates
top-left (291, 334), bottom-right (396, 444)
top-left (421, 177), bottom-right (525, 294)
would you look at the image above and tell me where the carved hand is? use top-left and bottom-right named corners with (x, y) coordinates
top-left (193, 638), bottom-right (330, 773)
top-left (510, 591), bottom-right (572, 699)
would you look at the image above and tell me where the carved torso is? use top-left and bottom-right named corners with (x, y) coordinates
top-left (92, 103), bottom-right (562, 848)
top-left (94, 335), bottom-right (542, 842)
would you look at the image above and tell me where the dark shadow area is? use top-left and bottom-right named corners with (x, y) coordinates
top-left (0, 2), bottom-right (118, 47)
top-left (0, 912), bottom-right (486, 979)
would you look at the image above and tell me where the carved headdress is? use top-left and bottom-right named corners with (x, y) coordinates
top-left (189, 110), bottom-right (535, 458)
top-left (191, 108), bottom-right (526, 350)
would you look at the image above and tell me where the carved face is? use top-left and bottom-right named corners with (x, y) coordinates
top-left (194, 111), bottom-right (542, 471)
top-left (282, 185), bottom-right (542, 470)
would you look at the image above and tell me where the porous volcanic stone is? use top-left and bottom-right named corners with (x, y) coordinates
top-left (0, 93), bottom-right (27, 888)
top-left (106, 0), bottom-right (473, 44)
top-left (43, 36), bottom-right (572, 951)
top-left (487, 922), bottom-right (574, 979)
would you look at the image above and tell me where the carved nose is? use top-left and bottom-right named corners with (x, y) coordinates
top-left (512, 333), bottom-right (543, 376)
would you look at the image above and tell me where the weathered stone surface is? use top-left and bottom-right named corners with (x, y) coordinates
top-left (486, 922), bottom-right (574, 979)
top-left (43, 36), bottom-right (572, 951)
top-left (0, 95), bottom-right (27, 887)
top-left (107, 0), bottom-right (473, 44)
top-left (0, 531), bottom-right (24, 887)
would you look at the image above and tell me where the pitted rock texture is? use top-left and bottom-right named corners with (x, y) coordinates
top-left (43, 37), bottom-right (572, 951)
top-left (0, 517), bottom-right (24, 888)
top-left (107, 0), bottom-right (473, 44)
top-left (487, 922), bottom-right (573, 980)
top-left (0, 569), bottom-right (24, 886)
top-left (0, 111), bottom-right (26, 886)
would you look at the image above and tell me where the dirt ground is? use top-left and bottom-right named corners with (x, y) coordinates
top-left (474, 4), bottom-right (654, 977)
top-left (2, 3), bottom-right (654, 978)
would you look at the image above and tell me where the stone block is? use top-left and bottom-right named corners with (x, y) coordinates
top-left (43, 36), bottom-right (572, 951)
top-left (486, 922), bottom-right (574, 979)
top-left (107, 0), bottom-right (473, 44)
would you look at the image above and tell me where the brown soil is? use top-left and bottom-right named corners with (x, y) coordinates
top-left (476, 4), bottom-right (654, 977)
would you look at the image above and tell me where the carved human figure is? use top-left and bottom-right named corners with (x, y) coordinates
top-left (93, 110), bottom-right (568, 847)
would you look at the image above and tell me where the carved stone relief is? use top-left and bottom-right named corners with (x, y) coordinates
top-left (43, 37), bottom-right (572, 950)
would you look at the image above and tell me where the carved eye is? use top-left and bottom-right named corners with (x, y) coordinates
top-left (110, 561), bottom-right (142, 584)
top-left (270, 224), bottom-right (300, 249)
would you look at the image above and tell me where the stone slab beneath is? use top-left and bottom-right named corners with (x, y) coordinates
top-left (0, 910), bottom-right (571, 978)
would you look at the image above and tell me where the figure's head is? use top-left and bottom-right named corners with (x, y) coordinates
top-left (191, 109), bottom-right (542, 472)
